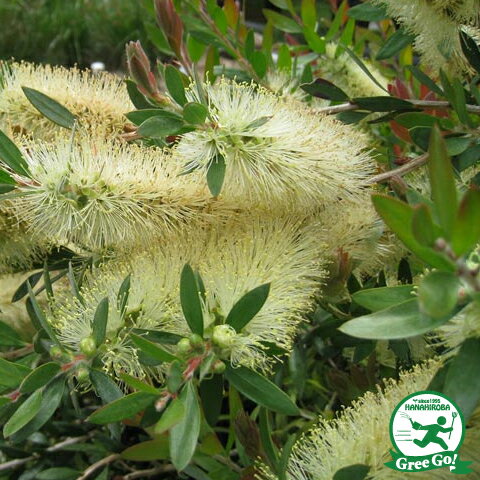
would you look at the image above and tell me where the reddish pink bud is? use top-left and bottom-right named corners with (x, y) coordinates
top-left (126, 41), bottom-right (159, 99)
top-left (154, 0), bottom-right (184, 59)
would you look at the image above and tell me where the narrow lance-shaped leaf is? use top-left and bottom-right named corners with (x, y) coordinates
top-left (226, 283), bottom-right (270, 332)
top-left (180, 264), bottom-right (204, 336)
top-left (27, 282), bottom-right (63, 350)
top-left (117, 274), bottom-right (131, 317)
top-left (154, 397), bottom-right (185, 434)
top-left (417, 271), bottom-right (459, 319)
top-left (169, 382), bottom-right (201, 471)
top-left (22, 87), bottom-right (75, 129)
top-left (20, 363), bottom-right (61, 394)
top-left (0, 130), bottom-right (30, 177)
top-left (339, 298), bottom-right (451, 340)
top-left (427, 126), bottom-right (458, 236)
top-left (301, 79), bottom-right (349, 102)
top-left (371, 194), bottom-right (455, 270)
top-left (206, 153), bottom-right (226, 197)
top-left (164, 65), bottom-right (187, 106)
top-left (451, 188), bottom-right (480, 256)
top-left (352, 285), bottom-right (414, 312)
top-left (88, 392), bottom-right (158, 424)
top-left (130, 333), bottom-right (178, 363)
top-left (4, 389), bottom-right (43, 437)
top-left (225, 365), bottom-right (299, 415)
top-left (183, 102), bottom-right (208, 124)
top-left (92, 297), bottom-right (109, 347)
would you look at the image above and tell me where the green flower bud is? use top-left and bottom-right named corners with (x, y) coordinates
top-left (176, 337), bottom-right (192, 355)
top-left (189, 333), bottom-right (204, 348)
top-left (212, 360), bottom-right (226, 374)
top-left (212, 324), bottom-right (236, 349)
top-left (79, 336), bottom-right (97, 357)
top-left (75, 367), bottom-right (90, 383)
top-left (49, 345), bottom-right (63, 360)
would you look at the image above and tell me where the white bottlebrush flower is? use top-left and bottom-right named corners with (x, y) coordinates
top-left (258, 361), bottom-right (469, 480)
top-left (265, 71), bottom-right (307, 102)
top-left (175, 78), bottom-right (374, 210)
top-left (372, 0), bottom-right (480, 75)
top-left (11, 137), bottom-right (233, 250)
top-left (51, 214), bottom-right (325, 377)
top-left (0, 61), bottom-right (132, 140)
top-left (195, 215), bottom-right (326, 371)
top-left (0, 205), bottom-right (50, 274)
top-left (319, 43), bottom-right (389, 99)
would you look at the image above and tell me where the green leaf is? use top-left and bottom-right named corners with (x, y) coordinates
top-left (90, 369), bottom-right (123, 403)
top-left (37, 468), bottom-right (80, 480)
top-left (301, 79), bottom-right (349, 102)
top-left (352, 285), bottom-right (414, 312)
top-left (125, 79), bottom-right (152, 109)
top-left (27, 282), bottom-right (63, 350)
top-left (125, 109), bottom-right (167, 126)
top-left (4, 389), bottom-right (43, 437)
top-left (347, 3), bottom-right (387, 21)
top-left (251, 51), bottom-right (268, 78)
top-left (444, 337), bottom-right (480, 421)
top-left (119, 373), bottom-right (159, 394)
top-left (92, 297), bottom-right (108, 347)
top-left (121, 437), bottom-right (169, 461)
top-left (411, 204), bottom-right (437, 246)
top-left (226, 283), bottom-right (270, 332)
top-left (395, 112), bottom-right (438, 129)
top-left (0, 168), bottom-right (15, 186)
top-left (130, 333), bottom-right (178, 363)
top-left (407, 66), bottom-right (444, 97)
top-left (167, 360), bottom-right (184, 394)
top-left (11, 375), bottom-right (65, 442)
top-left (262, 9), bottom-right (302, 33)
top-left (301, 0), bottom-right (316, 29)
top-left (452, 189), bottom-right (480, 256)
top-left (0, 357), bottom-right (30, 388)
top-left (88, 392), bottom-right (157, 424)
top-left (164, 65), bottom-right (187, 106)
top-left (303, 27), bottom-right (326, 54)
top-left (278, 434), bottom-right (297, 480)
top-left (0, 320), bottom-right (25, 347)
top-left (112, 279), bottom-right (128, 323)
top-left (138, 111), bottom-right (184, 138)
top-left (199, 374), bottom-right (223, 427)
top-left (259, 408), bottom-right (279, 466)
top-left (154, 397), bottom-right (185, 434)
top-left (417, 271), bottom-right (459, 319)
top-left (277, 44), bottom-right (292, 72)
top-left (225, 365), bottom-right (299, 415)
top-left (460, 30), bottom-right (480, 75)
top-left (19, 363), bottom-right (61, 394)
top-left (427, 126), bottom-right (458, 236)
top-left (371, 194), bottom-right (454, 270)
top-left (339, 299), bottom-right (450, 340)
top-left (187, 35), bottom-right (207, 62)
top-left (333, 464), bottom-right (370, 480)
top-left (0, 130), bottom-right (30, 177)
top-left (206, 153), bottom-right (226, 197)
top-left (170, 382), bottom-right (201, 471)
top-left (183, 102), bottom-right (208, 125)
top-left (341, 46), bottom-right (388, 93)
top-left (376, 28), bottom-right (414, 60)
top-left (22, 87), bottom-right (75, 129)
top-left (180, 264), bottom-right (204, 336)
top-left (353, 96), bottom-right (414, 112)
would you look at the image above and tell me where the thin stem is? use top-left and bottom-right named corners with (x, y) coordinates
top-left (315, 99), bottom-right (480, 115)
top-left (0, 344), bottom-right (33, 360)
top-left (76, 453), bottom-right (121, 480)
top-left (367, 153), bottom-right (429, 184)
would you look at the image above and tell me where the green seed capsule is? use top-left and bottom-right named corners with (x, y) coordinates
top-left (176, 337), bottom-right (192, 355)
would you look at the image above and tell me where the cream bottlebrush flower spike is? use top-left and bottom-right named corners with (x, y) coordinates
top-left (0, 205), bottom-right (51, 274)
top-left (193, 215), bottom-right (326, 372)
top-left (318, 43), bottom-right (389, 99)
top-left (175, 78), bottom-right (374, 209)
top-left (257, 360), bottom-right (478, 480)
top-left (0, 61), bottom-right (132, 140)
top-left (372, 0), bottom-right (480, 75)
top-left (11, 137), bottom-right (234, 250)
top-left (50, 240), bottom-right (192, 383)
top-left (51, 215), bottom-right (325, 380)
